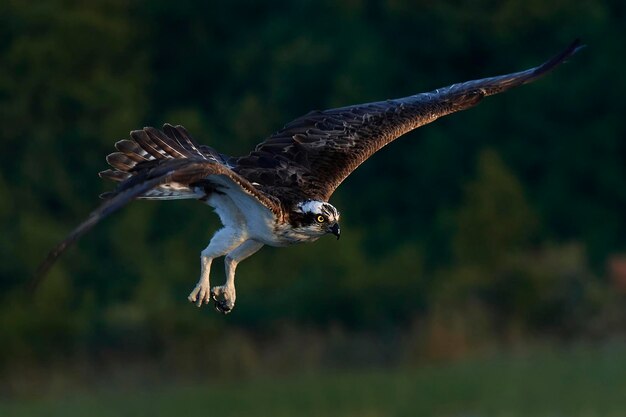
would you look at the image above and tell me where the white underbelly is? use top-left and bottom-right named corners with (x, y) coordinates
top-left (199, 176), bottom-right (323, 247)
top-left (202, 184), bottom-right (286, 246)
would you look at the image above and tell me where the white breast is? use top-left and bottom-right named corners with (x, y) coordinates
top-left (202, 176), bottom-right (287, 246)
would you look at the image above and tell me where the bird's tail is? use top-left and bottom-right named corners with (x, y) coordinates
top-left (99, 124), bottom-right (231, 200)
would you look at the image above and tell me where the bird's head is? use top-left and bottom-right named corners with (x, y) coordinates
top-left (293, 200), bottom-right (341, 240)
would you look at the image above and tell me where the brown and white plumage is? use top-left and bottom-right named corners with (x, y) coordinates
top-left (33, 40), bottom-right (583, 313)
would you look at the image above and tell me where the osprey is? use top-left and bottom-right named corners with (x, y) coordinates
top-left (33, 40), bottom-right (582, 313)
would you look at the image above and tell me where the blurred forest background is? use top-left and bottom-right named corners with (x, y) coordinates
top-left (1, 0), bottom-right (626, 415)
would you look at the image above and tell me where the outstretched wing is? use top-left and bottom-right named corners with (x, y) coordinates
top-left (31, 126), bottom-right (280, 291)
top-left (234, 40), bottom-right (583, 203)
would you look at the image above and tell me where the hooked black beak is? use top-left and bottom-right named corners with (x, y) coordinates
top-left (328, 223), bottom-right (341, 240)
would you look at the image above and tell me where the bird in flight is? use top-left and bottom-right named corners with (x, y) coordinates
top-left (33, 40), bottom-right (583, 313)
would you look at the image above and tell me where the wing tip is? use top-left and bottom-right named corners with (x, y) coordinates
top-left (570, 38), bottom-right (586, 55)
top-left (559, 38), bottom-right (586, 62)
top-left (29, 239), bottom-right (71, 294)
top-left (531, 38), bottom-right (585, 79)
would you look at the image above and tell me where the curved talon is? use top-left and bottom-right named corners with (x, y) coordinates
top-left (210, 286), bottom-right (235, 314)
top-left (213, 299), bottom-right (232, 314)
top-left (211, 293), bottom-right (232, 314)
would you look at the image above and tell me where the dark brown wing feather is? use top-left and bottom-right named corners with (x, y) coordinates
top-left (100, 125), bottom-right (236, 199)
top-left (234, 40), bottom-right (583, 203)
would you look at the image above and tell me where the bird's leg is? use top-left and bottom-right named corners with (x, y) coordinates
top-left (188, 227), bottom-right (245, 307)
top-left (211, 240), bottom-right (264, 314)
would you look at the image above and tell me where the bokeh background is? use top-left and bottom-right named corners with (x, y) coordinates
top-left (2, 0), bottom-right (626, 416)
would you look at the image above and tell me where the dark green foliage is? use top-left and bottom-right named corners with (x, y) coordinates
top-left (1, 0), bottom-right (625, 371)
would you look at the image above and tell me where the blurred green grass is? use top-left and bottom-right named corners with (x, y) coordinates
top-left (3, 343), bottom-right (625, 417)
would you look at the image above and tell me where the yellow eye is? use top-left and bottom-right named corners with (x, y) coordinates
top-left (316, 215), bottom-right (325, 223)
